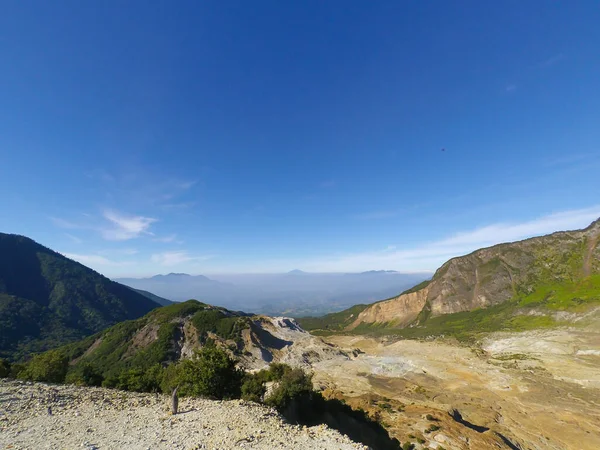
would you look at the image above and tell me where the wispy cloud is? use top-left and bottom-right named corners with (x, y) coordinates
top-left (177, 180), bottom-right (197, 190)
top-left (51, 209), bottom-right (158, 241)
top-left (101, 210), bottom-right (157, 241)
top-left (352, 210), bottom-right (398, 220)
top-left (290, 206), bottom-right (600, 272)
top-left (542, 153), bottom-right (595, 168)
top-left (540, 53), bottom-right (565, 68)
top-left (153, 234), bottom-right (181, 243)
top-left (161, 202), bottom-right (196, 210)
top-left (150, 251), bottom-right (214, 266)
top-left (64, 253), bottom-right (132, 267)
top-left (97, 248), bottom-right (139, 256)
top-left (319, 180), bottom-right (337, 189)
top-left (505, 84), bottom-right (517, 93)
top-left (64, 233), bottom-right (83, 244)
top-left (51, 217), bottom-right (80, 229)
top-left (90, 169), bottom-right (197, 208)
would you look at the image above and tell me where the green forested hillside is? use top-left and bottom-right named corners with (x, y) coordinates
top-left (38, 300), bottom-right (251, 381)
top-left (129, 288), bottom-right (174, 306)
top-left (0, 233), bottom-right (160, 360)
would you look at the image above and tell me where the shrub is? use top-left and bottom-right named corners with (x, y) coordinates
top-left (0, 359), bottom-right (10, 378)
top-left (160, 361), bottom-right (184, 393)
top-left (21, 350), bottom-right (68, 383)
top-left (268, 362), bottom-right (292, 381)
top-left (241, 373), bottom-right (266, 402)
top-left (105, 364), bottom-right (164, 393)
top-left (178, 346), bottom-right (244, 399)
top-left (265, 367), bottom-right (313, 411)
top-left (65, 362), bottom-right (104, 386)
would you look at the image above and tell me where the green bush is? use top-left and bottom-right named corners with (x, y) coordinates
top-left (65, 362), bottom-right (104, 386)
top-left (265, 367), bottom-right (314, 411)
top-left (103, 364), bottom-right (164, 392)
top-left (21, 350), bottom-right (68, 383)
top-left (0, 359), bottom-right (10, 378)
top-left (241, 373), bottom-right (267, 402)
top-left (160, 361), bottom-right (184, 393)
top-left (267, 362), bottom-right (291, 381)
top-left (178, 346), bottom-right (243, 399)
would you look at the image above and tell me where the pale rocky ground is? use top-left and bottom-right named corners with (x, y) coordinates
top-left (315, 328), bottom-right (600, 450)
top-left (242, 316), bottom-right (600, 449)
top-left (0, 380), bottom-right (367, 450)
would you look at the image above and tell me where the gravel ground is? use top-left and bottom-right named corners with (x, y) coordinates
top-left (0, 380), bottom-right (368, 450)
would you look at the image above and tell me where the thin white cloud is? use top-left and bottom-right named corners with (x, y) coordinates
top-left (101, 209), bottom-right (157, 241)
top-left (437, 207), bottom-right (600, 248)
top-left (161, 202), bottom-right (196, 210)
top-left (319, 180), bottom-right (337, 188)
top-left (353, 210), bottom-right (398, 220)
top-left (177, 180), bottom-right (197, 190)
top-left (280, 206), bottom-right (600, 272)
top-left (51, 217), bottom-right (80, 229)
top-left (97, 248), bottom-right (139, 256)
top-left (51, 210), bottom-right (157, 241)
top-left (64, 253), bottom-right (132, 267)
top-left (64, 233), bottom-right (83, 244)
top-left (153, 234), bottom-right (180, 243)
top-left (505, 84), bottom-right (517, 93)
top-left (150, 251), bottom-right (214, 267)
top-left (542, 153), bottom-right (596, 168)
top-left (540, 53), bottom-right (564, 68)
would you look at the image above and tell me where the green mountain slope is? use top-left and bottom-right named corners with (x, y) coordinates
top-left (129, 288), bottom-right (174, 306)
top-left (54, 300), bottom-right (252, 379)
top-left (299, 219), bottom-right (600, 339)
top-left (0, 233), bottom-right (161, 360)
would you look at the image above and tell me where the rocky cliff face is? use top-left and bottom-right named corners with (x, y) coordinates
top-left (349, 219), bottom-right (600, 328)
top-left (347, 288), bottom-right (429, 329)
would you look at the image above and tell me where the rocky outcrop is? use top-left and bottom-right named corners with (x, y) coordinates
top-left (347, 218), bottom-right (600, 328)
top-left (347, 288), bottom-right (429, 329)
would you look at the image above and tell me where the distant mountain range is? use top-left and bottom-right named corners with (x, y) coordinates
top-left (115, 271), bottom-right (430, 316)
top-left (299, 218), bottom-right (600, 339)
top-left (0, 233), bottom-right (161, 360)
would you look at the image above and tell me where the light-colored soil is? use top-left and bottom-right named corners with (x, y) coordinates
top-left (313, 328), bottom-right (600, 450)
top-left (0, 380), bottom-right (367, 450)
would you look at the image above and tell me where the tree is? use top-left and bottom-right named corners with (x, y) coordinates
top-left (179, 346), bottom-right (243, 399)
top-left (21, 350), bottom-right (68, 383)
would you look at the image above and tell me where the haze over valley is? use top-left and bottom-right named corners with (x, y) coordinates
top-left (115, 270), bottom-right (430, 316)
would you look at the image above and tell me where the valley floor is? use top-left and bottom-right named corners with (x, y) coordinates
top-left (312, 327), bottom-right (600, 450)
top-left (0, 380), bottom-right (367, 450)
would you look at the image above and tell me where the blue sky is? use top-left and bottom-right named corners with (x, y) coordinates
top-left (1, 1), bottom-right (600, 276)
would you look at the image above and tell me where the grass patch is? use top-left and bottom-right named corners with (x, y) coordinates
top-left (297, 304), bottom-right (369, 332)
top-left (517, 274), bottom-right (600, 310)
